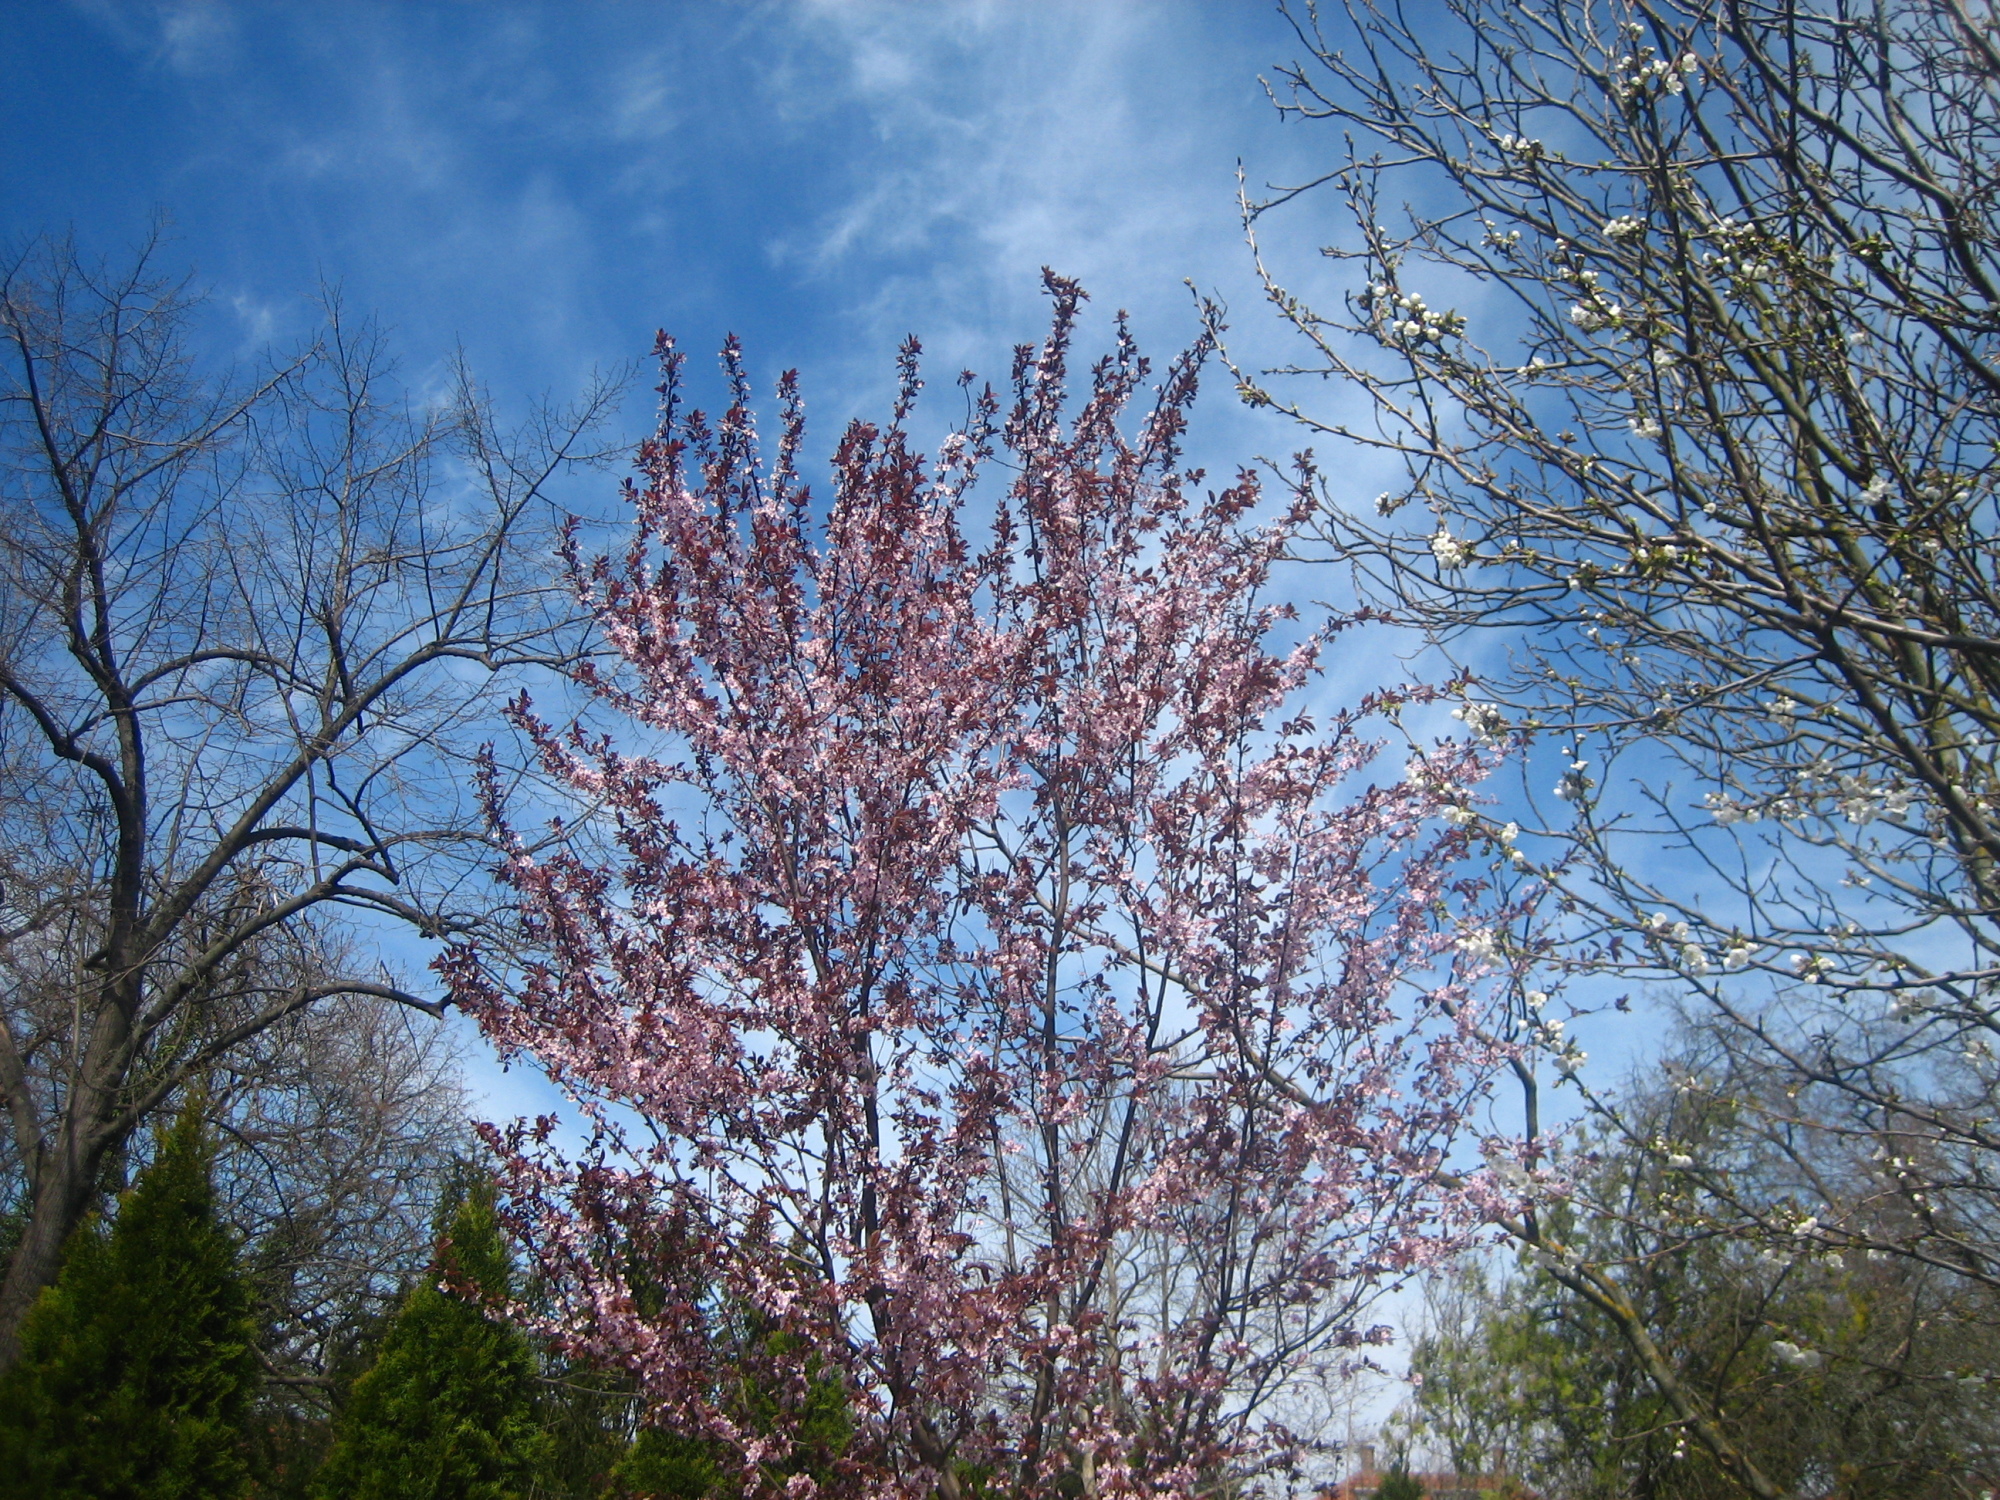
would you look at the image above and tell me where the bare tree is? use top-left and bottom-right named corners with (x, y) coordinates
top-left (1230, 0), bottom-right (2000, 1493)
top-left (0, 231), bottom-right (622, 1366)
top-left (211, 976), bottom-right (474, 1397)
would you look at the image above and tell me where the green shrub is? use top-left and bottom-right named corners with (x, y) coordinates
top-left (1376, 1462), bottom-right (1424, 1500)
top-left (0, 1100), bottom-right (258, 1500)
top-left (314, 1178), bottom-right (551, 1500)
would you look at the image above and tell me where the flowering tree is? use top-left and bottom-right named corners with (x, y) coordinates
top-left (1236, 1), bottom-right (2000, 1494)
top-left (445, 277), bottom-right (1514, 1500)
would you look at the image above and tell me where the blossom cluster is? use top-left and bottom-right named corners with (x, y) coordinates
top-left (1703, 775), bottom-right (1913, 827)
top-left (1450, 699), bottom-right (1508, 745)
top-left (1365, 283), bottom-right (1466, 345)
top-left (1611, 27), bottom-right (1701, 104)
top-left (1431, 525), bottom-right (1473, 570)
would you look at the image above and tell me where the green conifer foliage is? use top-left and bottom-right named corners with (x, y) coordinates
top-left (0, 1100), bottom-right (259, 1500)
top-left (1374, 1462), bottom-right (1425, 1500)
top-left (606, 1289), bottom-right (851, 1500)
top-left (606, 1329), bottom-right (852, 1500)
top-left (314, 1178), bottom-right (551, 1500)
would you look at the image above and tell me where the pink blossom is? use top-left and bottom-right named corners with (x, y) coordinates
top-left (444, 275), bottom-right (1516, 1500)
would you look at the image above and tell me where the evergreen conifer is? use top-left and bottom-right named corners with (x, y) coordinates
top-left (0, 1098), bottom-right (259, 1500)
top-left (314, 1176), bottom-right (551, 1500)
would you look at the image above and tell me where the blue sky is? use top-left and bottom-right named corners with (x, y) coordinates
top-left (5, 2), bottom-right (1353, 449)
top-left (6, 0), bottom-right (1421, 1110)
top-left (6, 0), bottom-right (1599, 1152)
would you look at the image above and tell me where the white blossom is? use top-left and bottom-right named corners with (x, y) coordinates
top-left (1570, 301), bottom-right (1622, 333)
top-left (1431, 526), bottom-right (1472, 570)
top-left (1887, 988), bottom-right (1932, 1019)
top-left (1451, 699), bottom-right (1508, 743)
top-left (1386, 290), bottom-right (1465, 346)
top-left (1615, 48), bottom-right (1693, 99)
top-left (1555, 760), bottom-right (1594, 801)
top-left (1457, 928), bottom-right (1502, 963)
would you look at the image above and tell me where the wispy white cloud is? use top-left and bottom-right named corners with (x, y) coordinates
top-left (158, 0), bottom-right (235, 73)
top-left (67, 0), bottom-right (239, 74)
top-left (762, 5), bottom-right (1246, 332)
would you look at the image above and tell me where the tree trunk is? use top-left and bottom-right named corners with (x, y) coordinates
top-left (0, 1120), bottom-right (113, 1370)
